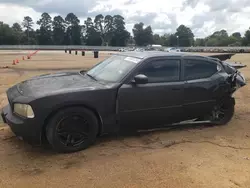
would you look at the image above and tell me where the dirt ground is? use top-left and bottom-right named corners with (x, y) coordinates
top-left (0, 50), bottom-right (250, 188)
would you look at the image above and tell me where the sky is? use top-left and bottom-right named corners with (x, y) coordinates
top-left (0, 0), bottom-right (250, 38)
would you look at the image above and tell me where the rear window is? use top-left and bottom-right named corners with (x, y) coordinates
top-left (184, 59), bottom-right (218, 80)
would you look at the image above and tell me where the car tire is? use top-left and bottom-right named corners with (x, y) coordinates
top-left (210, 97), bottom-right (235, 125)
top-left (46, 107), bottom-right (99, 153)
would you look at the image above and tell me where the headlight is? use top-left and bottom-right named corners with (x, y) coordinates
top-left (14, 103), bottom-right (35, 118)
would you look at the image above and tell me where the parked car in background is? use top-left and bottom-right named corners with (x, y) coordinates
top-left (1, 51), bottom-right (246, 153)
top-left (165, 47), bottom-right (181, 52)
top-left (134, 48), bottom-right (145, 52)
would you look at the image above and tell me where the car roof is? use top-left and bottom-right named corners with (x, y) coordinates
top-left (114, 51), bottom-right (212, 60)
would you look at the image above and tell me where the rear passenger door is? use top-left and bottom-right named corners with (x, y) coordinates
top-left (182, 58), bottom-right (220, 119)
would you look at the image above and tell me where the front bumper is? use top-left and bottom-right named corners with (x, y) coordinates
top-left (1, 105), bottom-right (42, 145)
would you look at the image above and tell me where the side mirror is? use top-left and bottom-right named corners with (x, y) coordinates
top-left (132, 74), bottom-right (148, 84)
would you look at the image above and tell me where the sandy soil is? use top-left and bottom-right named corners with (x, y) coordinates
top-left (0, 51), bottom-right (250, 188)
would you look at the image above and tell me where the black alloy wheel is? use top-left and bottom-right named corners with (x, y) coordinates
top-left (56, 115), bottom-right (89, 147)
top-left (210, 98), bottom-right (235, 125)
top-left (46, 107), bottom-right (99, 153)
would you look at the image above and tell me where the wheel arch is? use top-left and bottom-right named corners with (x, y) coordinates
top-left (217, 95), bottom-right (235, 106)
top-left (41, 103), bottom-right (104, 143)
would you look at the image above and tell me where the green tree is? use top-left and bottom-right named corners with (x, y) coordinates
top-left (37, 12), bottom-right (53, 44)
top-left (212, 29), bottom-right (228, 37)
top-left (162, 34), bottom-right (171, 46)
top-left (127, 36), bottom-right (135, 46)
top-left (94, 14), bottom-right (105, 45)
top-left (175, 25), bottom-right (194, 47)
top-left (52, 15), bottom-right (66, 45)
top-left (22, 16), bottom-right (34, 44)
top-left (152, 34), bottom-right (171, 46)
top-left (84, 17), bottom-right (102, 45)
top-left (94, 14), bottom-right (117, 46)
top-left (194, 38), bottom-right (205, 46)
top-left (85, 14), bottom-right (129, 46)
top-left (204, 30), bottom-right (242, 46)
top-left (153, 34), bottom-right (161, 44)
top-left (110, 15), bottom-right (130, 46)
top-left (227, 36), bottom-right (240, 46)
top-left (12, 23), bottom-right (24, 44)
top-left (12, 23), bottom-right (22, 33)
top-left (133, 22), bottom-right (153, 46)
top-left (104, 15), bottom-right (114, 45)
top-left (2, 13), bottom-right (250, 47)
top-left (0, 22), bottom-right (15, 44)
top-left (212, 30), bottom-right (229, 46)
top-left (229, 32), bottom-right (242, 46)
top-left (65, 13), bottom-right (82, 45)
top-left (232, 32), bottom-right (241, 39)
top-left (242, 28), bottom-right (250, 46)
top-left (169, 34), bottom-right (178, 46)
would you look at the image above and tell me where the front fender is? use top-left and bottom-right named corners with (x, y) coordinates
top-left (31, 89), bottom-right (117, 135)
top-left (43, 101), bottom-right (104, 134)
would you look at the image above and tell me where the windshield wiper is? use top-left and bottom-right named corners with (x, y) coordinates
top-left (86, 73), bottom-right (97, 81)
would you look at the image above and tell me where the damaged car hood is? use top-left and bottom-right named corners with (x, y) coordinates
top-left (16, 71), bottom-right (105, 97)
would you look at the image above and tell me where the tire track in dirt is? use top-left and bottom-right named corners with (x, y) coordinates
top-left (120, 138), bottom-right (250, 150)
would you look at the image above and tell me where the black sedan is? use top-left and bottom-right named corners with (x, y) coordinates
top-left (1, 51), bottom-right (246, 153)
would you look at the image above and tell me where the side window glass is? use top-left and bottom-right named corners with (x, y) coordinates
top-left (184, 59), bottom-right (218, 80)
top-left (138, 59), bottom-right (180, 83)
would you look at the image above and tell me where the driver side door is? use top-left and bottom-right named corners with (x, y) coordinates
top-left (117, 57), bottom-right (184, 131)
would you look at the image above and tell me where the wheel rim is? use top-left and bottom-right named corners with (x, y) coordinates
top-left (211, 103), bottom-right (227, 122)
top-left (56, 114), bottom-right (89, 147)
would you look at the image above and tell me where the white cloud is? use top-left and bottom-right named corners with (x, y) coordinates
top-left (0, 4), bottom-right (40, 26)
top-left (0, 0), bottom-right (250, 37)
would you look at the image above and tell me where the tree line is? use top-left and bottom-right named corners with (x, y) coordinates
top-left (1, 12), bottom-right (250, 47)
